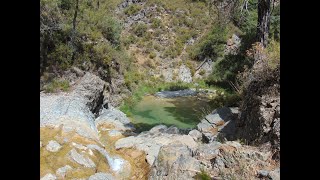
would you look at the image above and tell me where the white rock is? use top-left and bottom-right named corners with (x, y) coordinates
top-left (108, 130), bottom-right (122, 137)
top-left (88, 172), bottom-right (115, 180)
top-left (40, 173), bottom-right (56, 180)
top-left (46, 140), bottom-right (62, 152)
top-left (69, 148), bottom-right (96, 168)
top-left (188, 129), bottom-right (202, 142)
top-left (56, 165), bottom-right (72, 177)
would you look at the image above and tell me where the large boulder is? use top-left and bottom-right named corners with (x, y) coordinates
top-left (45, 140), bottom-right (62, 152)
top-left (40, 73), bottom-right (105, 140)
top-left (237, 66), bottom-right (280, 159)
top-left (178, 65), bottom-right (192, 83)
top-left (190, 140), bottom-right (278, 179)
top-left (68, 148), bottom-right (96, 168)
top-left (149, 143), bottom-right (201, 180)
top-left (95, 106), bottom-right (135, 133)
top-left (114, 125), bottom-right (198, 166)
top-left (56, 165), bottom-right (72, 178)
top-left (197, 107), bottom-right (239, 142)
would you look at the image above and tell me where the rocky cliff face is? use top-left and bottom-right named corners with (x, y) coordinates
top-left (40, 72), bottom-right (280, 179)
top-left (40, 73), bottom-right (105, 140)
top-left (237, 63), bottom-right (280, 160)
top-left (40, 73), bottom-right (140, 179)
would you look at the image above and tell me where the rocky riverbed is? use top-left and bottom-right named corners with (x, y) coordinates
top-left (40, 72), bottom-right (279, 180)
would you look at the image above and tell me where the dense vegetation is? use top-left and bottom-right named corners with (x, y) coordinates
top-left (188, 0), bottom-right (280, 88)
top-left (40, 0), bottom-right (130, 81)
top-left (41, 0), bottom-right (279, 112)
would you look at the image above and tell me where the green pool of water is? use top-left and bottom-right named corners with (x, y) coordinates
top-left (129, 95), bottom-right (214, 132)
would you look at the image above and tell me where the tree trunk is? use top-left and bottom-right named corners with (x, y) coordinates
top-left (71, 0), bottom-right (79, 63)
top-left (72, 0), bottom-right (79, 31)
top-left (40, 34), bottom-right (48, 76)
top-left (257, 0), bottom-right (271, 47)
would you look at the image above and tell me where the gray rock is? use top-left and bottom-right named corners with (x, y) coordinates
top-left (236, 66), bottom-right (280, 159)
top-left (71, 67), bottom-right (84, 77)
top-left (224, 141), bottom-right (242, 148)
top-left (149, 143), bottom-right (200, 179)
top-left (40, 173), bottom-right (57, 180)
top-left (95, 106), bottom-right (135, 132)
top-left (69, 148), bottom-right (96, 168)
top-left (268, 168), bottom-right (280, 180)
top-left (195, 142), bottom-right (221, 163)
top-left (202, 132), bottom-right (217, 142)
top-left (88, 173), bottom-right (115, 180)
top-left (258, 170), bottom-right (269, 177)
top-left (72, 142), bottom-right (87, 150)
top-left (108, 130), bottom-right (122, 137)
top-left (56, 165), bottom-right (72, 178)
top-left (214, 157), bottom-right (225, 169)
top-left (225, 34), bottom-right (241, 55)
top-left (87, 144), bottom-right (126, 172)
top-left (155, 89), bottom-right (197, 98)
top-left (197, 119), bottom-right (214, 132)
top-left (186, 38), bottom-right (195, 45)
top-left (40, 73), bottom-right (105, 140)
top-left (115, 128), bottom-right (198, 166)
top-left (210, 107), bottom-right (236, 122)
top-left (149, 125), bottom-right (168, 134)
top-left (45, 140), bottom-right (62, 152)
top-left (168, 155), bottom-right (200, 179)
top-left (197, 107), bottom-right (239, 142)
top-left (188, 129), bottom-right (202, 142)
top-left (178, 65), bottom-right (192, 83)
top-left (205, 113), bottom-right (225, 125)
top-left (161, 68), bottom-right (173, 82)
top-left (165, 126), bottom-right (180, 134)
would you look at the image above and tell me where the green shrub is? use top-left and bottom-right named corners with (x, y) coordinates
top-left (149, 51), bottom-right (157, 59)
top-left (145, 59), bottom-right (156, 68)
top-left (151, 18), bottom-right (163, 28)
top-left (153, 29), bottom-right (163, 37)
top-left (163, 39), bottom-right (184, 59)
top-left (92, 41), bottom-right (114, 65)
top-left (122, 34), bottom-right (137, 48)
top-left (44, 79), bottom-right (70, 93)
top-left (199, 69), bottom-right (205, 75)
top-left (189, 25), bottom-right (228, 61)
top-left (195, 169), bottom-right (211, 180)
top-left (47, 43), bottom-right (73, 70)
top-left (153, 42), bottom-right (162, 51)
top-left (124, 4), bottom-right (142, 16)
top-left (185, 60), bottom-right (195, 76)
top-left (99, 17), bottom-right (121, 46)
top-left (266, 39), bottom-right (280, 69)
top-left (133, 23), bottom-right (148, 37)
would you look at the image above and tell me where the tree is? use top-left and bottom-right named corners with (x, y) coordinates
top-left (256, 0), bottom-right (274, 47)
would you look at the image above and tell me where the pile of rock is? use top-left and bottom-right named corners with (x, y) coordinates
top-left (115, 125), bottom-right (198, 166)
top-left (196, 107), bottom-right (239, 142)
